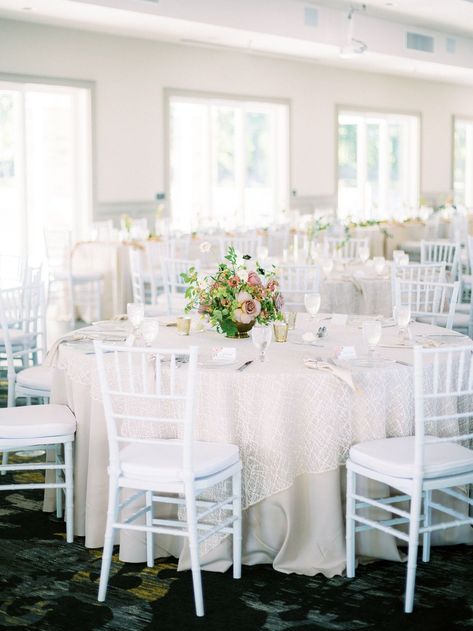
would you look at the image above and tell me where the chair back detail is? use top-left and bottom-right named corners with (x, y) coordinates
top-left (277, 264), bottom-right (320, 311)
top-left (420, 240), bottom-right (460, 279)
top-left (324, 237), bottom-right (368, 260)
top-left (94, 343), bottom-right (199, 477)
top-left (394, 278), bottom-right (460, 329)
top-left (219, 236), bottom-right (261, 259)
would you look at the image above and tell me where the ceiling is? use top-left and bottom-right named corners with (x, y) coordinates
top-left (2, 0), bottom-right (473, 85)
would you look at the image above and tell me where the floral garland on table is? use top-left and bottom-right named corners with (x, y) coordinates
top-left (181, 246), bottom-right (284, 338)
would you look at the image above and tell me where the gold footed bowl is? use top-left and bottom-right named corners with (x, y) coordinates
top-left (226, 320), bottom-right (255, 339)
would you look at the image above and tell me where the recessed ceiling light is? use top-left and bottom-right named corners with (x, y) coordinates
top-left (22, 6), bottom-right (33, 10)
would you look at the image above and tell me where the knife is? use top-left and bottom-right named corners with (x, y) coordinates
top-left (237, 360), bottom-right (253, 371)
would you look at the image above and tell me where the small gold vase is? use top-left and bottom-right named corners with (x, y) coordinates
top-left (226, 320), bottom-right (255, 339)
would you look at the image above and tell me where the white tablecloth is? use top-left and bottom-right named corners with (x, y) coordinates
top-left (47, 315), bottom-right (473, 574)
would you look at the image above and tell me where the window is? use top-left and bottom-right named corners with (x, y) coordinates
top-left (168, 93), bottom-right (289, 232)
top-left (453, 118), bottom-right (473, 207)
top-left (337, 109), bottom-right (419, 221)
top-left (0, 80), bottom-right (92, 259)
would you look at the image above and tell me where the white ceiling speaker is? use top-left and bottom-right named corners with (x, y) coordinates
top-left (339, 6), bottom-right (368, 59)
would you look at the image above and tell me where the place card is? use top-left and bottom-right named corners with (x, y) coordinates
top-left (335, 345), bottom-right (357, 360)
top-left (212, 347), bottom-right (237, 362)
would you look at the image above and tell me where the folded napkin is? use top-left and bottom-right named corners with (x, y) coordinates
top-left (44, 330), bottom-right (128, 367)
top-left (304, 358), bottom-right (356, 391)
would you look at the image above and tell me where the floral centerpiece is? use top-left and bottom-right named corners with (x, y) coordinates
top-left (181, 246), bottom-right (284, 338)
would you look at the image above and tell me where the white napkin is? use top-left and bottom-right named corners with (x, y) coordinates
top-left (44, 329), bottom-right (127, 367)
top-left (304, 358), bottom-right (356, 391)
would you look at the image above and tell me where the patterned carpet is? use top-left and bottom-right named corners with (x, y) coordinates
top-left (1, 384), bottom-right (473, 629)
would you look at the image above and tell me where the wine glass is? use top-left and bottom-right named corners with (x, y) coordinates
top-left (127, 302), bottom-right (144, 335)
top-left (304, 293), bottom-right (321, 319)
top-left (373, 256), bottom-right (386, 276)
top-left (393, 305), bottom-right (411, 342)
top-left (322, 259), bottom-right (334, 277)
top-left (141, 318), bottom-right (159, 347)
top-left (358, 245), bottom-right (370, 263)
top-left (251, 325), bottom-right (272, 362)
top-left (362, 320), bottom-right (382, 360)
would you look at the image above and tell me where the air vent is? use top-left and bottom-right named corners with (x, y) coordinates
top-left (446, 37), bottom-right (456, 53)
top-left (304, 7), bottom-right (318, 27)
top-left (406, 32), bottom-right (434, 53)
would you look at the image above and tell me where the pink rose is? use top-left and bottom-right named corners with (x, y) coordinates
top-left (234, 291), bottom-right (262, 323)
top-left (247, 271), bottom-right (262, 286)
top-left (275, 292), bottom-right (284, 311)
top-left (266, 279), bottom-right (278, 292)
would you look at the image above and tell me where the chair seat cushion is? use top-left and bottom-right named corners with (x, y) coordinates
top-left (349, 435), bottom-right (473, 479)
top-left (0, 404), bottom-right (76, 439)
top-left (16, 366), bottom-right (53, 392)
top-left (120, 440), bottom-right (239, 482)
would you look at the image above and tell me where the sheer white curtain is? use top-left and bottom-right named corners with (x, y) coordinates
top-left (0, 80), bottom-right (92, 260)
top-left (454, 118), bottom-right (473, 208)
top-left (169, 93), bottom-right (289, 232)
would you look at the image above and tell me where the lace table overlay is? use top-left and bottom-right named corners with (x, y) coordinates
top-left (53, 316), bottom-right (473, 515)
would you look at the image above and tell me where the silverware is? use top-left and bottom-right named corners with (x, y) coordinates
top-left (237, 360), bottom-right (253, 372)
top-left (317, 326), bottom-right (327, 338)
top-left (394, 359), bottom-right (411, 366)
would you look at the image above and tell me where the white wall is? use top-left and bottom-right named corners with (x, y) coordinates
top-left (2, 17), bottom-right (473, 217)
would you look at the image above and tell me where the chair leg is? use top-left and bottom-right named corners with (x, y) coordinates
top-left (69, 281), bottom-right (76, 329)
top-left (145, 490), bottom-right (154, 568)
top-left (55, 444), bottom-right (63, 519)
top-left (98, 480), bottom-right (120, 602)
top-left (422, 490), bottom-right (431, 563)
top-left (185, 486), bottom-right (204, 617)
top-left (404, 485), bottom-right (422, 613)
top-left (232, 469), bottom-right (242, 579)
top-left (345, 466), bottom-right (356, 578)
top-left (1, 450), bottom-right (8, 475)
top-left (95, 281), bottom-right (102, 322)
top-left (64, 441), bottom-right (74, 543)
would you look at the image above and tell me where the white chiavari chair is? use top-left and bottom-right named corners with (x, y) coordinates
top-left (346, 344), bottom-right (473, 612)
top-left (144, 239), bottom-right (176, 304)
top-left (390, 263), bottom-right (446, 308)
top-left (324, 237), bottom-right (369, 260)
top-left (162, 257), bottom-right (201, 315)
top-left (219, 235), bottom-right (262, 259)
top-left (268, 228), bottom-right (290, 258)
top-left (94, 342), bottom-right (242, 617)
top-left (277, 264), bottom-right (321, 311)
top-left (45, 227), bottom-right (103, 327)
top-left (420, 240), bottom-right (460, 280)
top-left (0, 282), bottom-right (51, 407)
top-left (393, 278), bottom-right (460, 330)
top-left (0, 255), bottom-right (28, 289)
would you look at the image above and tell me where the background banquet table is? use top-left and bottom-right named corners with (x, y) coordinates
top-left (47, 315), bottom-right (473, 576)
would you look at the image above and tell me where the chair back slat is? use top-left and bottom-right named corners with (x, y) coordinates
top-left (324, 237), bottom-right (368, 260)
top-left (94, 343), bottom-right (198, 476)
top-left (219, 236), bottom-right (261, 259)
top-left (394, 278), bottom-right (460, 329)
top-left (277, 264), bottom-right (320, 311)
top-left (420, 240), bottom-right (460, 279)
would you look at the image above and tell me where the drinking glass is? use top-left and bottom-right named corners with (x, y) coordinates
top-left (392, 250), bottom-right (405, 265)
top-left (141, 318), bottom-right (159, 347)
top-left (373, 256), bottom-right (386, 276)
top-left (127, 303), bottom-right (144, 333)
top-left (273, 321), bottom-right (289, 343)
top-left (176, 315), bottom-right (191, 336)
top-left (304, 293), bottom-right (321, 319)
top-left (283, 311), bottom-right (297, 330)
top-left (362, 320), bottom-right (382, 359)
top-left (322, 259), bottom-right (334, 277)
top-left (251, 325), bottom-right (272, 362)
top-left (358, 245), bottom-right (370, 263)
top-left (393, 305), bottom-right (411, 341)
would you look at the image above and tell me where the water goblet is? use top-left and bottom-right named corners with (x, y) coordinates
top-left (373, 256), bottom-right (386, 276)
top-left (322, 259), bottom-right (334, 277)
top-left (141, 318), bottom-right (159, 347)
top-left (362, 320), bottom-right (382, 361)
top-left (251, 325), bottom-right (272, 362)
top-left (393, 305), bottom-right (411, 342)
top-left (127, 302), bottom-right (144, 335)
top-left (359, 245), bottom-right (370, 263)
top-left (304, 293), bottom-right (321, 319)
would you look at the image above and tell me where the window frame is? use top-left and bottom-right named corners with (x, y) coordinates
top-left (335, 104), bottom-right (422, 221)
top-left (452, 114), bottom-right (473, 207)
top-left (164, 88), bottom-right (291, 231)
top-left (0, 72), bottom-right (96, 230)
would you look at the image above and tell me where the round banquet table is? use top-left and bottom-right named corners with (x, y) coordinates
top-left (48, 315), bottom-right (473, 576)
